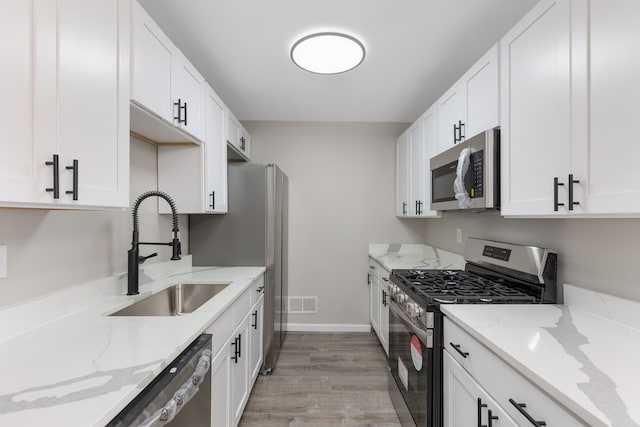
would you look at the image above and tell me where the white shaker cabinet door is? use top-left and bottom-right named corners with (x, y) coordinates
top-left (443, 351), bottom-right (517, 427)
top-left (463, 44), bottom-right (500, 140)
top-left (205, 85), bottom-right (228, 213)
top-left (395, 131), bottom-right (410, 217)
top-left (500, 0), bottom-right (572, 216)
top-left (437, 83), bottom-right (464, 154)
top-left (230, 315), bottom-right (251, 427)
top-left (419, 106), bottom-right (440, 217)
top-left (0, 1), bottom-right (51, 204)
top-left (173, 52), bottom-right (206, 142)
top-left (408, 123), bottom-right (423, 216)
top-left (249, 296), bottom-right (264, 382)
top-left (572, 0), bottom-right (640, 214)
top-left (131, 0), bottom-right (173, 123)
top-left (210, 337), bottom-right (232, 427)
top-left (55, 0), bottom-right (130, 208)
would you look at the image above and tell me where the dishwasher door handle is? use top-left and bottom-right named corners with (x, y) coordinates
top-left (139, 349), bottom-right (212, 427)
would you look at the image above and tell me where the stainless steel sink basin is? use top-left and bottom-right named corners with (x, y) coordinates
top-left (110, 283), bottom-right (230, 316)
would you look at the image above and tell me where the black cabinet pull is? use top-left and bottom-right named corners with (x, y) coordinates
top-left (509, 399), bottom-right (546, 426)
top-left (402, 202), bottom-right (407, 215)
top-left (173, 98), bottom-right (187, 125)
top-left (209, 191), bottom-right (215, 209)
top-left (256, 285), bottom-right (264, 293)
top-left (453, 123), bottom-right (459, 143)
top-left (45, 154), bottom-right (60, 199)
top-left (240, 136), bottom-right (246, 150)
top-left (237, 333), bottom-right (242, 358)
top-left (459, 120), bottom-right (465, 140)
top-left (252, 310), bottom-right (258, 329)
top-left (568, 174), bottom-right (580, 210)
top-left (418, 200), bottom-right (423, 215)
top-left (65, 159), bottom-right (78, 201)
top-left (415, 200), bottom-right (419, 215)
top-left (487, 409), bottom-right (498, 427)
top-left (553, 177), bottom-right (565, 211)
top-left (367, 273), bottom-right (371, 285)
top-left (231, 338), bottom-right (238, 363)
top-left (477, 398), bottom-right (487, 427)
top-left (449, 342), bottom-right (469, 358)
top-left (382, 290), bottom-right (387, 307)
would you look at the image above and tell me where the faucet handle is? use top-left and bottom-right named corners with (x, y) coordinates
top-left (138, 252), bottom-right (158, 264)
top-left (171, 238), bottom-right (182, 260)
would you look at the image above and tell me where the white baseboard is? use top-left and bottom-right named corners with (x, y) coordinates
top-left (285, 323), bottom-right (372, 333)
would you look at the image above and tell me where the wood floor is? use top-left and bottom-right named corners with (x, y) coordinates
top-left (238, 332), bottom-right (401, 427)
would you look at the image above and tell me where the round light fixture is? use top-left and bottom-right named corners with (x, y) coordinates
top-left (291, 32), bottom-right (365, 75)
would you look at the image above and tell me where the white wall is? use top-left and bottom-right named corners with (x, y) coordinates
top-left (0, 137), bottom-right (189, 308)
top-left (423, 212), bottom-right (640, 303)
top-left (244, 121), bottom-right (424, 327)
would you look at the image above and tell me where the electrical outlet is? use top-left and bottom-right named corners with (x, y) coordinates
top-left (456, 229), bottom-right (462, 244)
top-left (0, 245), bottom-right (6, 278)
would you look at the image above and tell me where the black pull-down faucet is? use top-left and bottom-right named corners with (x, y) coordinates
top-left (127, 191), bottom-right (181, 295)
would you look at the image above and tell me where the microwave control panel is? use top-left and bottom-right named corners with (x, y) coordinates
top-left (470, 150), bottom-right (483, 198)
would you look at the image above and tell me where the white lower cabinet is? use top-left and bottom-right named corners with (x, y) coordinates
top-left (368, 261), bottom-right (380, 334)
top-left (443, 351), bottom-right (517, 427)
top-left (208, 276), bottom-right (264, 427)
top-left (378, 275), bottom-right (390, 356)
top-left (368, 258), bottom-right (389, 356)
top-left (249, 296), bottom-right (264, 382)
top-left (443, 318), bottom-right (585, 427)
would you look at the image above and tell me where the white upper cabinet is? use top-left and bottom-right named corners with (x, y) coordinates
top-left (158, 84), bottom-right (228, 214)
top-left (416, 106), bottom-right (440, 217)
top-left (131, 1), bottom-right (204, 144)
top-left (500, 0), bottom-right (571, 216)
top-left (502, 0), bottom-right (640, 216)
top-left (0, 0), bottom-right (130, 209)
top-left (571, 0), bottom-right (640, 214)
top-left (226, 108), bottom-right (251, 161)
top-left (409, 123), bottom-right (424, 216)
top-left (395, 130), bottom-right (410, 217)
top-left (437, 45), bottom-right (500, 155)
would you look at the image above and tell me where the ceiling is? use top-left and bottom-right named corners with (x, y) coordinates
top-left (138, 0), bottom-right (537, 123)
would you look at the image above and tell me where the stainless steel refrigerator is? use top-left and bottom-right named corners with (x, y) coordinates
top-left (189, 163), bottom-right (288, 373)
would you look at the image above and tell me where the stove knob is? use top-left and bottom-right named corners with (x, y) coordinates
top-left (397, 293), bottom-right (407, 303)
top-left (389, 284), bottom-right (398, 296)
top-left (407, 302), bottom-right (418, 318)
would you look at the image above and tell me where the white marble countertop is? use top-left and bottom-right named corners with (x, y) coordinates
top-left (442, 285), bottom-right (640, 427)
top-left (0, 258), bottom-right (265, 426)
top-left (369, 243), bottom-right (465, 272)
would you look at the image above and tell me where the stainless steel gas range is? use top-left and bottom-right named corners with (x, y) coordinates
top-left (387, 238), bottom-right (557, 427)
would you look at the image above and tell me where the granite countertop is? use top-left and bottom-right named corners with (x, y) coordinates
top-left (369, 243), bottom-right (465, 272)
top-left (0, 257), bottom-right (265, 426)
top-left (441, 285), bottom-right (640, 427)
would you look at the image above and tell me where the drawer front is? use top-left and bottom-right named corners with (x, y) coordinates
top-left (206, 306), bottom-right (234, 356)
top-left (492, 358), bottom-right (586, 427)
top-left (250, 275), bottom-right (265, 306)
top-left (443, 317), bottom-right (496, 391)
top-left (368, 258), bottom-right (379, 280)
top-left (234, 287), bottom-right (251, 325)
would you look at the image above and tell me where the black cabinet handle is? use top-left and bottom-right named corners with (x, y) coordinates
top-left (477, 398), bottom-right (487, 427)
top-left (256, 285), bottom-right (264, 293)
top-left (240, 136), bottom-right (246, 150)
top-left (382, 290), bottom-right (388, 307)
top-left (402, 202), bottom-right (407, 215)
top-left (568, 174), bottom-right (580, 210)
top-left (367, 273), bottom-right (371, 285)
top-left (209, 191), bottom-right (215, 209)
top-left (415, 200), bottom-right (419, 215)
top-left (237, 333), bottom-right (242, 358)
top-left (252, 310), bottom-right (258, 329)
top-left (449, 342), bottom-right (469, 358)
top-left (65, 159), bottom-right (78, 201)
top-left (231, 338), bottom-right (238, 363)
top-left (509, 399), bottom-right (546, 426)
top-left (453, 123), bottom-right (459, 143)
top-left (418, 200), bottom-right (423, 215)
top-left (459, 120), bottom-right (465, 140)
top-left (173, 98), bottom-right (187, 125)
top-left (553, 177), bottom-right (565, 211)
top-left (45, 154), bottom-right (60, 199)
top-left (487, 409), bottom-right (498, 427)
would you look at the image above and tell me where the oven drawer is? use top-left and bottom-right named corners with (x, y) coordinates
top-left (444, 317), bottom-right (495, 390)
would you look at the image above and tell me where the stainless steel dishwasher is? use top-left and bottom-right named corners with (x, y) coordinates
top-left (107, 334), bottom-right (212, 427)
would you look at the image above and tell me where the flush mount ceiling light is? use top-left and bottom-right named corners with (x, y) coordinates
top-left (291, 32), bottom-right (365, 75)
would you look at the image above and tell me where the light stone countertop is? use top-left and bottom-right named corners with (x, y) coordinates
top-left (0, 257), bottom-right (265, 426)
top-left (369, 243), bottom-right (465, 272)
top-left (441, 285), bottom-right (640, 427)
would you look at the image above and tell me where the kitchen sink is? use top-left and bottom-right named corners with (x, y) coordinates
top-left (110, 282), bottom-right (230, 316)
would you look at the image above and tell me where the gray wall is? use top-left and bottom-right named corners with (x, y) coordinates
top-left (244, 121), bottom-right (424, 326)
top-left (0, 137), bottom-right (189, 308)
top-left (423, 212), bottom-right (640, 302)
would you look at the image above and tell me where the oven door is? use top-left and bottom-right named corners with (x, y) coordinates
top-left (388, 300), bottom-right (436, 427)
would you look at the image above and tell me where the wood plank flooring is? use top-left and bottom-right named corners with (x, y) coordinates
top-left (238, 332), bottom-right (401, 427)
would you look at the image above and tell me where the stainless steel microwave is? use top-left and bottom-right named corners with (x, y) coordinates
top-left (430, 128), bottom-right (500, 211)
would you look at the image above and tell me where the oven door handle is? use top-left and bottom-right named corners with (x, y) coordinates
top-left (390, 301), bottom-right (432, 348)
